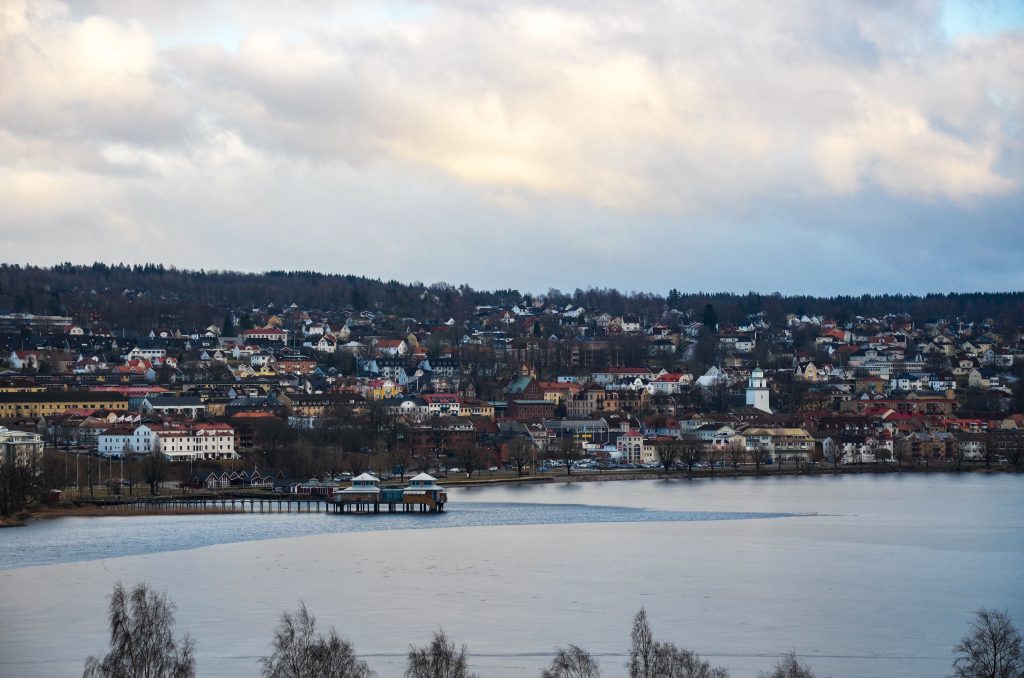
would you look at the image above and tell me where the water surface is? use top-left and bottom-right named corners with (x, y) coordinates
top-left (0, 474), bottom-right (1020, 678)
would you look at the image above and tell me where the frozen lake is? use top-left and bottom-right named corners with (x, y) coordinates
top-left (0, 473), bottom-right (1021, 677)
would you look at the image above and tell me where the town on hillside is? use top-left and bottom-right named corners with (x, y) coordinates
top-left (1, 282), bottom-right (1023, 505)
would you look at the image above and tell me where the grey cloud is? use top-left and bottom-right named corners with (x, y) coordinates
top-left (1, 0), bottom-right (1022, 294)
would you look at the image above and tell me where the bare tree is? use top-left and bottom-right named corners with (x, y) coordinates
top-left (705, 445), bottom-right (721, 474)
top-left (749, 443), bottom-right (771, 475)
top-left (629, 608), bottom-right (728, 678)
top-left (457, 444), bottom-right (483, 479)
top-left (830, 442), bottom-right (842, 471)
top-left (405, 629), bottom-right (476, 678)
top-left (758, 653), bottom-right (815, 678)
top-left (391, 428), bottom-right (413, 481)
top-left (1008, 436), bottom-right (1024, 467)
top-left (87, 452), bottom-right (96, 499)
top-left (143, 450), bottom-right (166, 495)
top-left (550, 435), bottom-right (582, 476)
top-left (542, 645), bottom-right (601, 678)
top-left (655, 440), bottom-right (680, 475)
top-left (629, 608), bottom-right (656, 678)
top-left (651, 644), bottom-right (729, 678)
top-left (83, 582), bottom-right (196, 678)
top-left (0, 441), bottom-right (48, 515)
top-left (725, 441), bottom-right (745, 471)
top-left (953, 608), bottom-right (1024, 678)
top-left (507, 436), bottom-right (533, 477)
top-left (678, 438), bottom-right (704, 475)
top-left (894, 436), bottom-right (911, 470)
top-left (261, 603), bottom-right (374, 678)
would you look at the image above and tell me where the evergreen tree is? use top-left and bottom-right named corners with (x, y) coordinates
top-left (222, 312), bottom-right (236, 337)
top-left (702, 304), bottom-right (718, 331)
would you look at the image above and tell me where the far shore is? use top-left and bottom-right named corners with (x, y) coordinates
top-left (3, 462), bottom-right (1018, 528)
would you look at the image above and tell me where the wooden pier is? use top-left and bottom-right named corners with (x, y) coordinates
top-left (95, 496), bottom-right (333, 514)
top-left (90, 473), bottom-right (448, 516)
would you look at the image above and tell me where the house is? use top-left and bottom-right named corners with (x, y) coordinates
top-left (380, 396), bottom-right (430, 422)
top-left (822, 435), bottom-right (892, 464)
top-left (311, 335), bottom-right (338, 354)
top-left (457, 398), bottom-right (491, 419)
top-left (719, 335), bottom-right (756, 353)
top-left (506, 399), bottom-right (555, 422)
top-left (742, 427), bottom-right (814, 463)
top-left (504, 376), bottom-right (545, 400)
top-left (126, 345), bottom-right (168, 362)
top-left (140, 396), bottom-right (206, 419)
top-left (0, 426), bottom-right (44, 467)
top-left (620, 315), bottom-right (642, 333)
top-left (7, 350), bottom-right (42, 370)
top-left (155, 423), bottom-right (237, 461)
top-left (615, 430), bottom-right (656, 464)
top-left (696, 366), bottom-right (731, 388)
top-left (420, 393), bottom-right (461, 417)
top-left (375, 339), bottom-right (407, 357)
top-left (241, 327), bottom-right (288, 344)
top-left (0, 391), bottom-right (129, 419)
top-left (794, 361), bottom-right (821, 382)
top-left (537, 381), bottom-right (582, 404)
top-left (566, 387), bottom-right (608, 418)
top-left (591, 367), bottom-right (655, 385)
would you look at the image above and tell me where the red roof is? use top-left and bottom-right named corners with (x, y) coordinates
top-left (421, 393), bottom-right (459, 403)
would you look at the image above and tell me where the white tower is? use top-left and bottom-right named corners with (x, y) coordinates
top-left (746, 367), bottom-right (771, 413)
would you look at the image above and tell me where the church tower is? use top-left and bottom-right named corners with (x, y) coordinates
top-left (746, 366), bottom-right (771, 413)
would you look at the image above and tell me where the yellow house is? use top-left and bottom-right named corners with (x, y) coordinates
top-left (460, 398), bottom-right (495, 418)
top-left (0, 392), bottom-right (129, 418)
top-left (256, 364), bottom-right (278, 377)
top-left (367, 379), bottom-right (402, 400)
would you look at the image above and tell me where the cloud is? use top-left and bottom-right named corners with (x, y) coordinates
top-left (0, 0), bottom-right (1022, 293)
top-left (167, 2), bottom-right (1023, 209)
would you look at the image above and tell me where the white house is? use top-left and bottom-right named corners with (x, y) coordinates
top-left (126, 346), bottom-right (167, 361)
top-left (98, 423), bottom-right (237, 460)
top-left (696, 366), bottom-right (730, 388)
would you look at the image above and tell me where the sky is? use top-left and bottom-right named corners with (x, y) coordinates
top-left (1, 0), bottom-right (1022, 296)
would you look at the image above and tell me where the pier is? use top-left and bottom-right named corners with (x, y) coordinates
top-left (87, 473), bottom-right (447, 515)
top-left (94, 496), bottom-right (333, 513)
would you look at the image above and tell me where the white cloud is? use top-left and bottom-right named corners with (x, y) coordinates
top-left (1, 0), bottom-right (1022, 292)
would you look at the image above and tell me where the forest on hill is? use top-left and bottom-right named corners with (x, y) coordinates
top-left (1, 262), bottom-right (1022, 331)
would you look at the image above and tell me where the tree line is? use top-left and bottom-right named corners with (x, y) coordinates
top-left (83, 582), bottom-right (1023, 678)
top-left (3, 263), bottom-right (1024, 332)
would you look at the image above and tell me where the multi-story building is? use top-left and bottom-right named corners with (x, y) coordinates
top-left (0, 392), bottom-right (129, 419)
top-left (742, 427), bottom-right (814, 463)
top-left (98, 423), bottom-right (237, 461)
top-left (0, 426), bottom-right (44, 467)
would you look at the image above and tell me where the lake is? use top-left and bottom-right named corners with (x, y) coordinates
top-left (0, 473), bottom-right (1021, 677)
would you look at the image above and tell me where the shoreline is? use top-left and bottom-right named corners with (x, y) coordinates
top-left (3, 463), bottom-right (1017, 527)
top-left (438, 462), bottom-right (1019, 487)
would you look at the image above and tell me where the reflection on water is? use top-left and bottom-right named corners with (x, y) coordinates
top-left (0, 501), bottom-right (798, 570)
